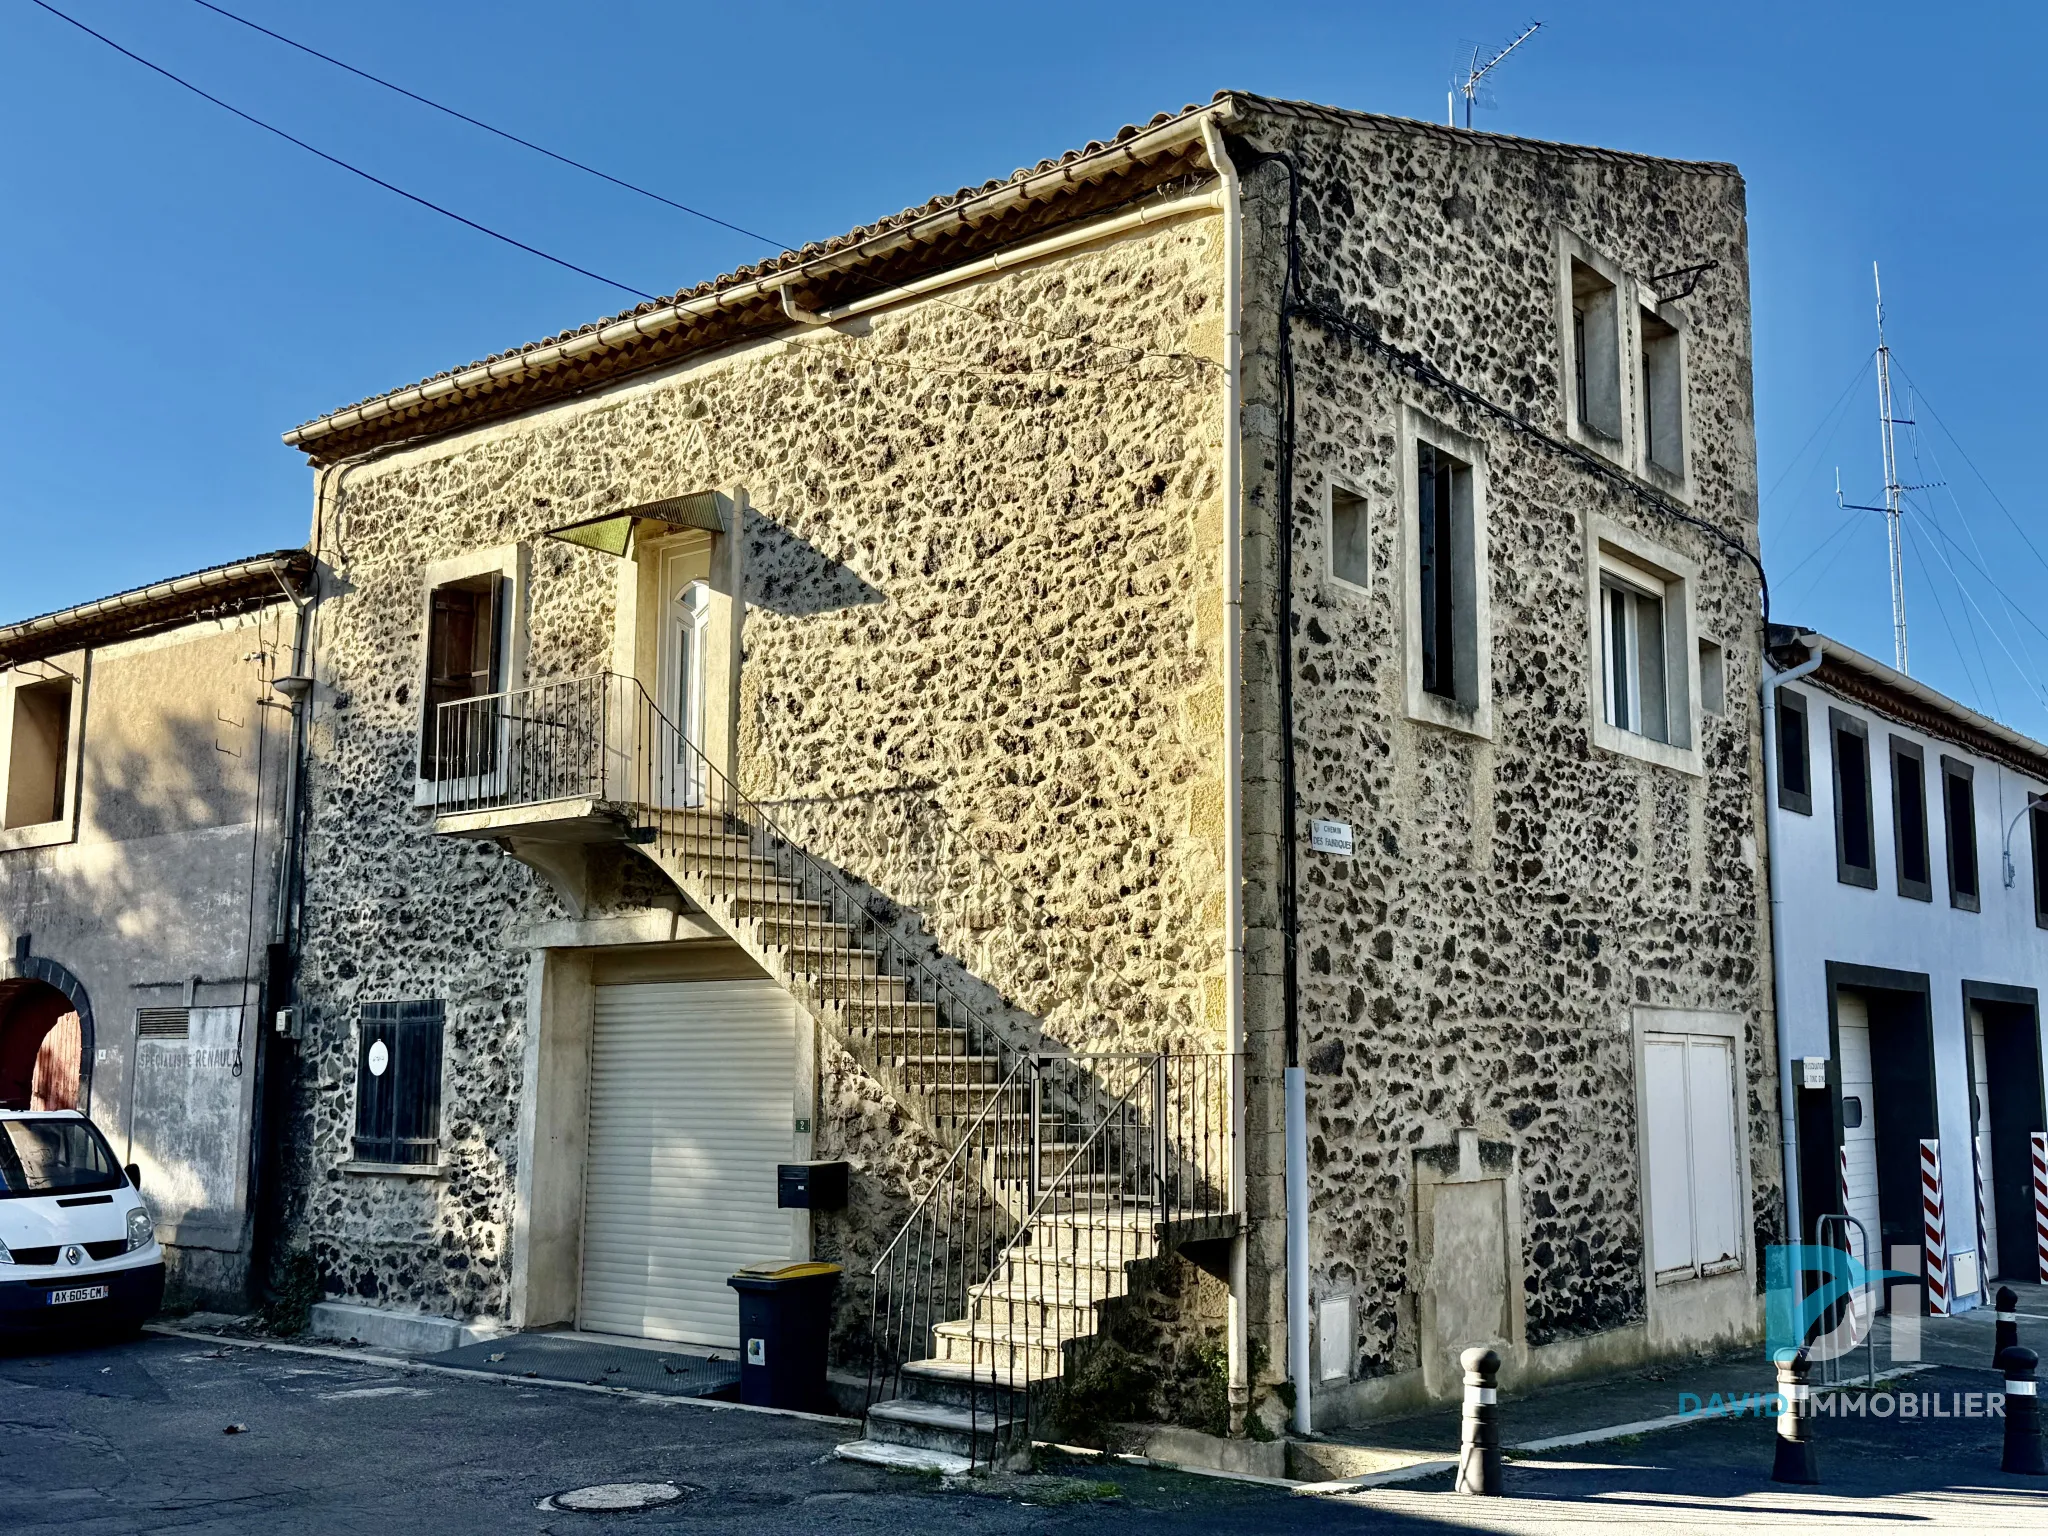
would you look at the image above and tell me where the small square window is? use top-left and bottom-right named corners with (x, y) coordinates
top-left (1889, 738), bottom-right (1932, 903)
top-left (1941, 757), bottom-right (1980, 912)
top-left (4, 678), bottom-right (73, 831)
top-left (1697, 639), bottom-right (1725, 717)
top-left (1777, 690), bottom-right (1812, 816)
top-left (1329, 487), bottom-right (1370, 591)
top-left (1830, 710), bottom-right (1877, 889)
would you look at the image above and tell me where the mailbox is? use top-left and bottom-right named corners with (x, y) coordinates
top-left (777, 1160), bottom-right (849, 1211)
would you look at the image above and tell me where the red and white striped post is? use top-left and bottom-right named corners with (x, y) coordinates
top-left (1972, 1140), bottom-right (1993, 1304)
top-left (2032, 1131), bottom-right (2048, 1284)
top-left (1920, 1138), bottom-right (1948, 1316)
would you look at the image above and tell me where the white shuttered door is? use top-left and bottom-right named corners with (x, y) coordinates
top-left (580, 980), bottom-right (796, 1346)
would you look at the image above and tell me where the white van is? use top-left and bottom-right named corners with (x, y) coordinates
top-left (0, 1109), bottom-right (164, 1335)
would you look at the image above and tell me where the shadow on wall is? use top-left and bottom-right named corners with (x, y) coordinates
top-left (743, 507), bottom-right (885, 618)
top-left (84, 693), bottom-right (271, 844)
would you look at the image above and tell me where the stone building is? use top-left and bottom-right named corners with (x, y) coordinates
top-left (0, 550), bottom-right (312, 1304)
top-left (271, 91), bottom-right (1772, 1450)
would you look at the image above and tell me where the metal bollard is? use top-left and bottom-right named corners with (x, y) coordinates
top-left (1455, 1346), bottom-right (1503, 1496)
top-left (1770, 1349), bottom-right (1819, 1485)
top-left (1999, 1345), bottom-right (2047, 1476)
top-left (1994, 1285), bottom-right (2020, 1367)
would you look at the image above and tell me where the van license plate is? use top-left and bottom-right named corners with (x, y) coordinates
top-left (48, 1285), bottom-right (109, 1306)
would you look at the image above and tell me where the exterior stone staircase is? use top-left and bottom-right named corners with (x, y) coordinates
top-left (430, 672), bottom-right (1231, 1472)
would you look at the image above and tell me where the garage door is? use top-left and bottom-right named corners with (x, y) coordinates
top-left (1835, 994), bottom-right (1883, 1269)
top-left (580, 980), bottom-right (796, 1346)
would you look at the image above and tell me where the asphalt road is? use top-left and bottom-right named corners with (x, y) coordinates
top-left (1, 1331), bottom-right (2042, 1533)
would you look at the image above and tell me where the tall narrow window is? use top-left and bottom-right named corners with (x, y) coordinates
top-left (353, 1000), bottom-right (445, 1167)
top-left (1641, 308), bottom-right (1685, 476)
top-left (1890, 739), bottom-right (1932, 902)
top-left (4, 678), bottom-right (73, 831)
top-left (1942, 757), bottom-right (1980, 912)
top-left (420, 576), bottom-right (504, 780)
top-left (1602, 579), bottom-right (1670, 743)
top-left (1831, 710), bottom-right (1877, 889)
top-left (1571, 260), bottom-right (1623, 442)
top-left (1416, 442), bottom-right (1464, 701)
top-left (2032, 800), bottom-right (2048, 930)
top-left (1777, 690), bottom-right (1812, 815)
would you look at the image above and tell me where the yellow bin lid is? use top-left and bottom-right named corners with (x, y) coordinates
top-left (731, 1261), bottom-right (841, 1280)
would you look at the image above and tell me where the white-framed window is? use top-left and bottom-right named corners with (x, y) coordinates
top-left (1399, 407), bottom-right (1492, 739)
top-left (0, 657), bottom-right (87, 851)
top-left (413, 544), bottom-right (529, 807)
top-left (1584, 516), bottom-right (1701, 774)
top-left (1557, 231), bottom-right (1632, 464)
top-left (1633, 1009), bottom-right (1748, 1287)
top-left (1327, 482), bottom-right (1372, 595)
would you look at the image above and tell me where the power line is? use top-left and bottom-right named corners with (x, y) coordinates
top-left (183, 0), bottom-right (792, 252)
top-left (1760, 353), bottom-right (1873, 510)
top-left (25, 0), bottom-right (656, 300)
top-left (1889, 356), bottom-right (2048, 584)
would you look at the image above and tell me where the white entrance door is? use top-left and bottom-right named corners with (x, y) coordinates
top-left (656, 549), bottom-right (709, 809)
top-left (579, 980), bottom-right (796, 1346)
top-left (1969, 1007), bottom-right (2001, 1278)
top-left (1836, 994), bottom-right (1883, 1266)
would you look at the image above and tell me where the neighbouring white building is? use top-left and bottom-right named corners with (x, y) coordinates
top-left (1767, 625), bottom-right (2048, 1309)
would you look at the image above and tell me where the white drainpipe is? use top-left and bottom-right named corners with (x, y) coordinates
top-left (1196, 115), bottom-right (1253, 1431)
top-left (1763, 633), bottom-right (1823, 1269)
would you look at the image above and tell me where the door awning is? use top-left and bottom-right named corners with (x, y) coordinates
top-left (545, 492), bottom-right (729, 557)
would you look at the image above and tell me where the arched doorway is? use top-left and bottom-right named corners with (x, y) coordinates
top-left (0, 958), bottom-right (95, 1113)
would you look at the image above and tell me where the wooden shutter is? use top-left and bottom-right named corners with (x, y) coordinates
top-left (1686, 1036), bottom-right (1742, 1274)
top-left (354, 1001), bottom-right (443, 1165)
top-left (1643, 1037), bottom-right (1695, 1278)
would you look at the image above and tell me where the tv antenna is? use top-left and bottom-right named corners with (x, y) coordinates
top-left (1449, 22), bottom-right (1544, 130)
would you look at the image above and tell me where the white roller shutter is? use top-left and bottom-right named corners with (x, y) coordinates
top-left (1836, 996), bottom-right (1882, 1264)
top-left (580, 980), bottom-right (796, 1346)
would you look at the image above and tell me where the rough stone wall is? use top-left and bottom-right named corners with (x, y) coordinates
top-left (287, 211), bottom-right (1231, 1320)
top-left (1230, 107), bottom-right (1774, 1384)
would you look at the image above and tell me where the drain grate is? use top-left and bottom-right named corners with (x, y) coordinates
top-left (540, 1481), bottom-right (686, 1513)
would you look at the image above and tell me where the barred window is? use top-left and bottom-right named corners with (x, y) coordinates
top-left (353, 1001), bottom-right (444, 1167)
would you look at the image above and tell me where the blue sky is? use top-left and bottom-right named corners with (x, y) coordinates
top-left (4, 2), bottom-right (2045, 732)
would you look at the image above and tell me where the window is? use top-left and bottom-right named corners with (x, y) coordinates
top-left (1329, 486), bottom-right (1371, 591)
top-left (2031, 798), bottom-right (2048, 933)
top-left (1698, 639), bottom-right (1725, 717)
top-left (1602, 577), bottom-right (1670, 742)
top-left (1830, 710), bottom-right (1877, 889)
top-left (4, 678), bottom-right (72, 830)
top-left (1889, 739), bottom-right (1932, 903)
top-left (419, 576), bottom-right (504, 780)
top-left (1641, 1031), bottom-right (1743, 1281)
top-left (2033, 800), bottom-right (2048, 930)
top-left (353, 1001), bottom-right (444, 1167)
top-left (1401, 412), bottom-right (1491, 736)
top-left (1942, 756), bottom-right (1979, 912)
top-left (1586, 520), bottom-right (1699, 772)
top-left (1640, 307), bottom-right (1686, 478)
top-left (1571, 260), bottom-right (1623, 442)
top-left (1777, 690), bottom-right (1812, 815)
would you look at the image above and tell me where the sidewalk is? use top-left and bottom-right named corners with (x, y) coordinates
top-left (1291, 1280), bottom-right (2048, 1485)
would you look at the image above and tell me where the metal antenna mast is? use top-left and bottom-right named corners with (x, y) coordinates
top-left (1450, 22), bottom-right (1543, 129)
top-left (1872, 265), bottom-right (1909, 672)
top-left (1835, 265), bottom-right (1919, 672)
